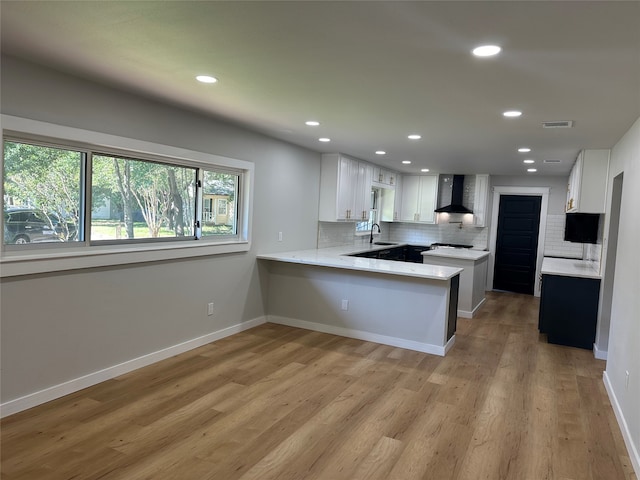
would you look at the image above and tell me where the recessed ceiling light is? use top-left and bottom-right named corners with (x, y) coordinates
top-left (305, 121), bottom-right (320, 126)
top-left (402, 160), bottom-right (412, 165)
top-left (518, 147), bottom-right (531, 153)
top-left (472, 45), bottom-right (502, 57)
top-left (318, 137), bottom-right (331, 142)
top-left (196, 75), bottom-right (218, 84)
top-left (523, 159), bottom-right (535, 164)
top-left (421, 168), bottom-right (430, 172)
top-left (408, 134), bottom-right (422, 140)
top-left (375, 150), bottom-right (386, 155)
top-left (527, 168), bottom-right (537, 173)
top-left (503, 110), bottom-right (522, 118)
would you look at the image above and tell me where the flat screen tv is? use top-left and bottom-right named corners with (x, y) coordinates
top-left (564, 213), bottom-right (600, 244)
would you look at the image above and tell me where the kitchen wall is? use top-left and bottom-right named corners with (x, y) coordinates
top-left (317, 220), bottom-right (488, 249)
top-left (0, 56), bottom-right (322, 406)
top-left (600, 115), bottom-right (640, 473)
top-left (388, 222), bottom-right (488, 248)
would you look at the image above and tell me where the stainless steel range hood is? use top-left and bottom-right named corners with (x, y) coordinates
top-left (434, 175), bottom-right (473, 214)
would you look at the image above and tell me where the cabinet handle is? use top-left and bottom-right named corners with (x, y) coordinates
top-left (390, 177), bottom-right (394, 185)
top-left (379, 173), bottom-right (383, 182)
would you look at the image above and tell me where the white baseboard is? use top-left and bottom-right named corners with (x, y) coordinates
top-left (593, 343), bottom-right (608, 360)
top-left (0, 317), bottom-right (266, 418)
top-left (268, 315), bottom-right (449, 357)
top-left (603, 371), bottom-right (640, 477)
top-left (458, 297), bottom-right (487, 319)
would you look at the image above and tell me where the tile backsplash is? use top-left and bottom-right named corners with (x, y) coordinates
top-left (543, 214), bottom-right (585, 259)
top-left (319, 215), bottom-right (601, 265)
top-left (318, 221), bottom-right (488, 249)
top-left (389, 222), bottom-right (488, 249)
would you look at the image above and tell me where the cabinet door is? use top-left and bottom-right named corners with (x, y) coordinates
top-left (473, 174), bottom-right (489, 227)
top-left (399, 176), bottom-right (420, 221)
top-left (336, 156), bottom-right (358, 220)
top-left (566, 152), bottom-right (583, 212)
top-left (354, 162), bottom-right (373, 221)
top-left (416, 175), bottom-right (437, 223)
top-left (393, 174), bottom-right (402, 221)
top-left (382, 169), bottom-right (396, 186)
top-left (540, 274), bottom-right (600, 349)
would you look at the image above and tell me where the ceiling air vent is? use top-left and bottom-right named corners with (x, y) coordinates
top-left (542, 120), bottom-right (573, 129)
top-left (543, 159), bottom-right (562, 164)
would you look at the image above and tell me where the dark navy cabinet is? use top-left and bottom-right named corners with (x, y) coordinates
top-left (539, 274), bottom-right (600, 350)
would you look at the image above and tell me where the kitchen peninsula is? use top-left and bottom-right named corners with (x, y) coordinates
top-left (258, 245), bottom-right (462, 356)
top-left (422, 248), bottom-right (490, 318)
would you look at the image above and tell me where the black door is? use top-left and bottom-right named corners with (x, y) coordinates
top-left (493, 195), bottom-right (542, 295)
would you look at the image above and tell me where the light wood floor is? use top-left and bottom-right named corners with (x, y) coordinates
top-left (1, 291), bottom-right (636, 480)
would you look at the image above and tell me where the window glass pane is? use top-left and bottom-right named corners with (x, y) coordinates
top-left (355, 210), bottom-right (377, 233)
top-left (202, 170), bottom-right (238, 237)
top-left (91, 155), bottom-right (196, 241)
top-left (3, 141), bottom-right (82, 245)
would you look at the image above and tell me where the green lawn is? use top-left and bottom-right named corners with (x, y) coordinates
top-left (91, 220), bottom-right (232, 240)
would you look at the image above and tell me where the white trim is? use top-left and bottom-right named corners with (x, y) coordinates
top-left (593, 342), bottom-right (608, 360)
top-left (457, 297), bottom-right (487, 319)
top-left (268, 315), bottom-right (451, 356)
top-left (0, 316), bottom-right (267, 418)
top-left (603, 371), bottom-right (640, 477)
top-left (487, 186), bottom-right (549, 297)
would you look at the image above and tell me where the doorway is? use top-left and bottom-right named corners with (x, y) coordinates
top-left (493, 195), bottom-right (542, 295)
top-left (595, 172), bottom-right (623, 358)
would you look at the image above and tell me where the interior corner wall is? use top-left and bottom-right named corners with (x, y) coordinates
top-left (602, 115), bottom-right (640, 472)
top-left (0, 56), bottom-right (321, 405)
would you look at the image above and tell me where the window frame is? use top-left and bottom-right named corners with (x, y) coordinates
top-left (1, 115), bottom-right (254, 278)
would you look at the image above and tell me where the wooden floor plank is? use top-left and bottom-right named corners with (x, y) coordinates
top-left (1, 291), bottom-right (636, 480)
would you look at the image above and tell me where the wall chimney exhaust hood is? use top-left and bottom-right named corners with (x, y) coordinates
top-left (434, 175), bottom-right (473, 214)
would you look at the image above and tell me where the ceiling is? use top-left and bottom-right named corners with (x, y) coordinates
top-left (2, 1), bottom-right (639, 176)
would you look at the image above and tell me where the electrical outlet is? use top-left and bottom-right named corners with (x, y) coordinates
top-left (625, 370), bottom-right (630, 389)
top-left (207, 302), bottom-right (214, 316)
top-left (278, 231), bottom-right (283, 242)
top-left (341, 299), bottom-right (349, 311)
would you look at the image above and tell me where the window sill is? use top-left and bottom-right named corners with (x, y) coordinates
top-left (0, 240), bottom-right (250, 277)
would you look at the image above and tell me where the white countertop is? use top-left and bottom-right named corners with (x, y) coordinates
top-left (541, 257), bottom-right (601, 279)
top-left (422, 248), bottom-right (490, 261)
top-left (258, 245), bottom-right (463, 281)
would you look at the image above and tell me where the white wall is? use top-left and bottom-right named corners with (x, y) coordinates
top-left (602, 116), bottom-right (640, 472)
top-left (0, 56), bottom-right (321, 404)
top-left (490, 175), bottom-right (568, 214)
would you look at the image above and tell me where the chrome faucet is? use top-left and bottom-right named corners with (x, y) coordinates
top-left (369, 223), bottom-right (381, 243)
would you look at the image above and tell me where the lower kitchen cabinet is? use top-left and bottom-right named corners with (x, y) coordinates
top-left (539, 274), bottom-right (600, 350)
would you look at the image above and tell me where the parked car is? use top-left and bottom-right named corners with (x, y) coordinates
top-left (3, 207), bottom-right (76, 244)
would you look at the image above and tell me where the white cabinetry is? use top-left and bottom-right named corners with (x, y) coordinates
top-left (566, 149), bottom-right (610, 213)
top-left (372, 167), bottom-right (396, 187)
top-left (472, 174), bottom-right (490, 227)
top-left (399, 175), bottom-right (438, 223)
top-left (355, 162), bottom-right (374, 221)
top-left (319, 154), bottom-right (372, 221)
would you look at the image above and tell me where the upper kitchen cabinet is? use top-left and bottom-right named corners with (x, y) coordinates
top-left (399, 175), bottom-right (438, 223)
top-left (381, 174), bottom-right (402, 222)
top-left (473, 174), bottom-right (490, 227)
top-left (319, 153), bottom-right (372, 221)
top-left (372, 167), bottom-right (397, 187)
top-left (566, 149), bottom-right (610, 214)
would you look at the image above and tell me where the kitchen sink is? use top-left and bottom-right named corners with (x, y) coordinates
top-left (350, 244), bottom-right (429, 263)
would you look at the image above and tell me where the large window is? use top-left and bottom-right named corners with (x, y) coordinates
top-left (2, 136), bottom-right (246, 249)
